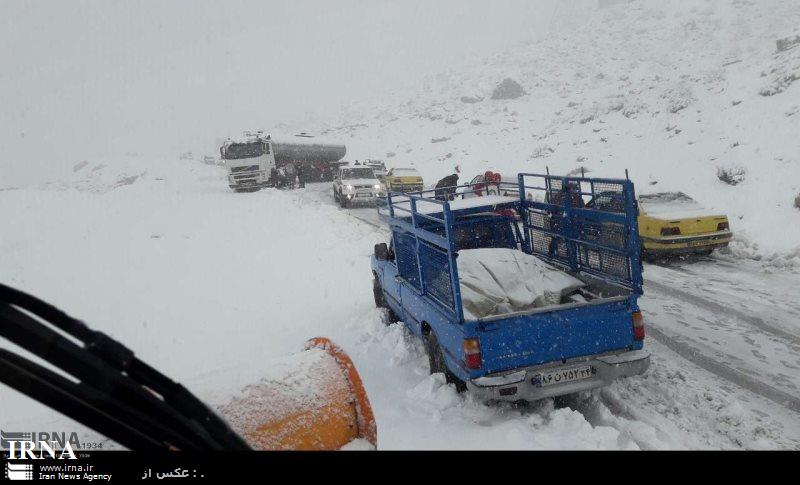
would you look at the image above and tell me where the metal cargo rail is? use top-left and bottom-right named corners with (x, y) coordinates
top-left (382, 173), bottom-right (643, 325)
top-left (516, 173), bottom-right (643, 294)
top-left (385, 186), bottom-right (521, 324)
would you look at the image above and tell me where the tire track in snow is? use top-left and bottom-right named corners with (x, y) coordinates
top-left (349, 211), bottom-right (386, 232)
top-left (645, 324), bottom-right (800, 414)
top-left (646, 278), bottom-right (800, 347)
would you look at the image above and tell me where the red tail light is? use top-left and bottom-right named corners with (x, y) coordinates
top-left (464, 338), bottom-right (482, 369)
top-left (717, 221), bottom-right (729, 231)
top-left (660, 227), bottom-right (681, 236)
top-left (632, 311), bottom-right (645, 340)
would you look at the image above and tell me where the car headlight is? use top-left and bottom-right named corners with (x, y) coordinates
top-left (373, 184), bottom-right (381, 190)
top-left (345, 185), bottom-right (353, 191)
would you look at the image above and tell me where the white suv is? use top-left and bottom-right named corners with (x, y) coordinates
top-left (333, 166), bottom-right (386, 208)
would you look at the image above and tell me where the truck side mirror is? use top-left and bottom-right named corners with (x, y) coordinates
top-left (374, 243), bottom-right (389, 261)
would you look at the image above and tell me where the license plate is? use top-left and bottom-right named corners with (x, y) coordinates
top-left (240, 180), bottom-right (256, 185)
top-left (687, 239), bottom-right (708, 247)
top-left (532, 365), bottom-right (593, 387)
top-left (356, 193), bottom-right (371, 198)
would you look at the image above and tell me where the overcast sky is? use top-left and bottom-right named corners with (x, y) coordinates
top-left (1, 0), bottom-right (563, 184)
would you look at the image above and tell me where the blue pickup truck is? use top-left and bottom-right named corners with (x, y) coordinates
top-left (371, 173), bottom-right (650, 401)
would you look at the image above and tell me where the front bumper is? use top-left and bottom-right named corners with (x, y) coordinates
top-left (228, 171), bottom-right (267, 189)
top-left (343, 190), bottom-right (385, 204)
top-left (466, 349), bottom-right (650, 402)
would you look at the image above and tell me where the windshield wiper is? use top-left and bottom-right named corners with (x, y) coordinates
top-left (0, 283), bottom-right (250, 450)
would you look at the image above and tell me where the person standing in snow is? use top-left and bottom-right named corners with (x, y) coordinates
top-left (434, 165), bottom-right (461, 201)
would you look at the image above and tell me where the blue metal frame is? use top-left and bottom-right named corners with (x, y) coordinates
top-left (516, 173), bottom-right (643, 294)
top-left (386, 192), bottom-right (467, 323)
top-left (386, 190), bottom-right (519, 324)
top-left (384, 173), bottom-right (644, 326)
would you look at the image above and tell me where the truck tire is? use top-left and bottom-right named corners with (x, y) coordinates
top-left (373, 277), bottom-right (399, 324)
top-left (333, 188), bottom-right (338, 202)
top-left (372, 276), bottom-right (386, 308)
top-left (339, 192), bottom-right (349, 208)
top-left (426, 333), bottom-right (467, 393)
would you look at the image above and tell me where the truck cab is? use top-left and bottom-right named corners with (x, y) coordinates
top-left (370, 173), bottom-right (649, 402)
top-left (221, 133), bottom-right (276, 191)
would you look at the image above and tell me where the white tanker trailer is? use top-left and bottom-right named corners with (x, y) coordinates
top-left (221, 132), bottom-right (346, 191)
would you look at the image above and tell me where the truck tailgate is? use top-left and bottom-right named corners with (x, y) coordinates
top-left (475, 297), bottom-right (636, 374)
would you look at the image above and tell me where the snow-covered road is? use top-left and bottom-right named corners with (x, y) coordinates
top-left (1, 170), bottom-right (798, 449)
top-left (644, 262), bottom-right (800, 413)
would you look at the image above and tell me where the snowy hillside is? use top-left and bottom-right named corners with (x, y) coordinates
top-left (309, 0), bottom-right (800, 265)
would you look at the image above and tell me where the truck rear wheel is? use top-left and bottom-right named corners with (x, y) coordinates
top-left (426, 333), bottom-right (467, 393)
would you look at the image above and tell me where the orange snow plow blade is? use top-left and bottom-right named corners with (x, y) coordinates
top-left (219, 338), bottom-right (377, 450)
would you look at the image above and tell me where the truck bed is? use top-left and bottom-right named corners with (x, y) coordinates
top-left (473, 281), bottom-right (637, 375)
top-left (458, 249), bottom-right (636, 375)
top-left (457, 247), bottom-right (587, 321)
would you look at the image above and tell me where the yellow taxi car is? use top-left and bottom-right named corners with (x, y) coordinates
top-left (637, 192), bottom-right (732, 258)
top-left (384, 167), bottom-right (424, 193)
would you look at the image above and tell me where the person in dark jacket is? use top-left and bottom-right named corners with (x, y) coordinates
top-left (434, 166), bottom-right (460, 201)
top-left (548, 181), bottom-right (584, 257)
top-left (269, 167), bottom-right (280, 187)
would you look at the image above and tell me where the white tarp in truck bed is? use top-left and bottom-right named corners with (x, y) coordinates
top-left (457, 248), bottom-right (585, 320)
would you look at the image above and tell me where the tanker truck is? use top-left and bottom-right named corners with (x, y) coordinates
top-left (221, 132), bottom-right (347, 191)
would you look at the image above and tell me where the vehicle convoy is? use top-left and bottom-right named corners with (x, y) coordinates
top-left (384, 167), bottom-right (424, 193)
top-left (363, 159), bottom-right (388, 181)
top-left (0, 284), bottom-right (376, 450)
top-left (332, 165), bottom-right (386, 208)
top-left (371, 173), bottom-right (649, 401)
top-left (221, 132), bottom-right (346, 192)
top-left (636, 192), bottom-right (732, 258)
